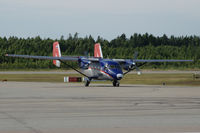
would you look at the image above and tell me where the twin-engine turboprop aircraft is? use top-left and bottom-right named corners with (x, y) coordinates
top-left (6, 42), bottom-right (193, 87)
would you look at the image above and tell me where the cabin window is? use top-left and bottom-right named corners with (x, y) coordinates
top-left (109, 65), bottom-right (115, 69)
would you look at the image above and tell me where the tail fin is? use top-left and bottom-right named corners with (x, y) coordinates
top-left (94, 43), bottom-right (103, 58)
top-left (53, 41), bottom-right (61, 67)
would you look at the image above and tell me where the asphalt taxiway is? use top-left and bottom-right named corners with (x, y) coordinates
top-left (0, 82), bottom-right (200, 133)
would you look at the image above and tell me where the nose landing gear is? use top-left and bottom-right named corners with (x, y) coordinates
top-left (113, 80), bottom-right (120, 87)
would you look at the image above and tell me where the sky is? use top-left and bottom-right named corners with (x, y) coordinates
top-left (0, 0), bottom-right (200, 40)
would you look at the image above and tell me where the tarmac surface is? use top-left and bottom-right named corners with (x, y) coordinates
top-left (0, 82), bottom-right (200, 133)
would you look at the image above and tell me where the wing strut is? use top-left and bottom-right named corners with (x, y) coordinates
top-left (59, 60), bottom-right (89, 78)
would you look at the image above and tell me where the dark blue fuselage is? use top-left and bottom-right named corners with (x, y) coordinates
top-left (79, 58), bottom-right (123, 81)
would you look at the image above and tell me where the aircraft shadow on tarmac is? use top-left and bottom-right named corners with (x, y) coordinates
top-left (70, 84), bottom-right (152, 88)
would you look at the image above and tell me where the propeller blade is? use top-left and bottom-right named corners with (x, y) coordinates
top-left (84, 51), bottom-right (88, 58)
top-left (134, 51), bottom-right (138, 60)
top-left (134, 51), bottom-right (142, 75)
top-left (135, 65), bottom-right (141, 75)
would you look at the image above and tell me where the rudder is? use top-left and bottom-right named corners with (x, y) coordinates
top-left (94, 43), bottom-right (103, 58)
top-left (53, 41), bottom-right (61, 67)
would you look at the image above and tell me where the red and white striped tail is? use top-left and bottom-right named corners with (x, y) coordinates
top-left (53, 41), bottom-right (61, 67)
top-left (94, 43), bottom-right (103, 58)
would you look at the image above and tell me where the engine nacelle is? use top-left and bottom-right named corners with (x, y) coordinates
top-left (78, 58), bottom-right (91, 69)
top-left (123, 61), bottom-right (136, 70)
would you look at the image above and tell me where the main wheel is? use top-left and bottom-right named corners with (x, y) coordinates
top-left (113, 80), bottom-right (120, 87)
top-left (85, 80), bottom-right (90, 87)
top-left (113, 81), bottom-right (116, 87)
top-left (116, 82), bottom-right (120, 87)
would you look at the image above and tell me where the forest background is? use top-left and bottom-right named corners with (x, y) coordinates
top-left (0, 33), bottom-right (200, 70)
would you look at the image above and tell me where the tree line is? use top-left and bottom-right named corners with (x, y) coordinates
top-left (0, 33), bottom-right (200, 70)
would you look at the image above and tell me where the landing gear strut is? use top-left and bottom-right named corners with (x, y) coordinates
top-left (113, 80), bottom-right (120, 87)
top-left (85, 78), bottom-right (91, 87)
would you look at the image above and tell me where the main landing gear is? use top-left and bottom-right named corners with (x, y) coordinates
top-left (113, 80), bottom-right (120, 87)
top-left (85, 78), bottom-right (91, 87)
top-left (84, 78), bottom-right (120, 87)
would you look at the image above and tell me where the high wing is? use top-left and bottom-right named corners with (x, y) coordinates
top-left (5, 54), bottom-right (79, 61)
top-left (5, 54), bottom-right (99, 62)
top-left (113, 59), bottom-right (193, 63)
top-left (5, 41), bottom-right (99, 68)
top-left (113, 58), bottom-right (193, 75)
top-left (5, 55), bottom-right (193, 65)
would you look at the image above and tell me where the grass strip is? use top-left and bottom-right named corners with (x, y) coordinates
top-left (0, 73), bottom-right (200, 86)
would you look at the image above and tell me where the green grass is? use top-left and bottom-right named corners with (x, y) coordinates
top-left (121, 73), bottom-right (200, 86)
top-left (0, 73), bottom-right (200, 86)
top-left (0, 74), bottom-right (70, 82)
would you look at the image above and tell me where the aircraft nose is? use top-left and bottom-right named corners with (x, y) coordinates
top-left (117, 73), bottom-right (123, 80)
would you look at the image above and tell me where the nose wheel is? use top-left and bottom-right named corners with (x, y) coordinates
top-left (113, 80), bottom-right (120, 87)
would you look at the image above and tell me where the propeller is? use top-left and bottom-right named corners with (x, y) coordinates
top-left (124, 51), bottom-right (142, 75)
